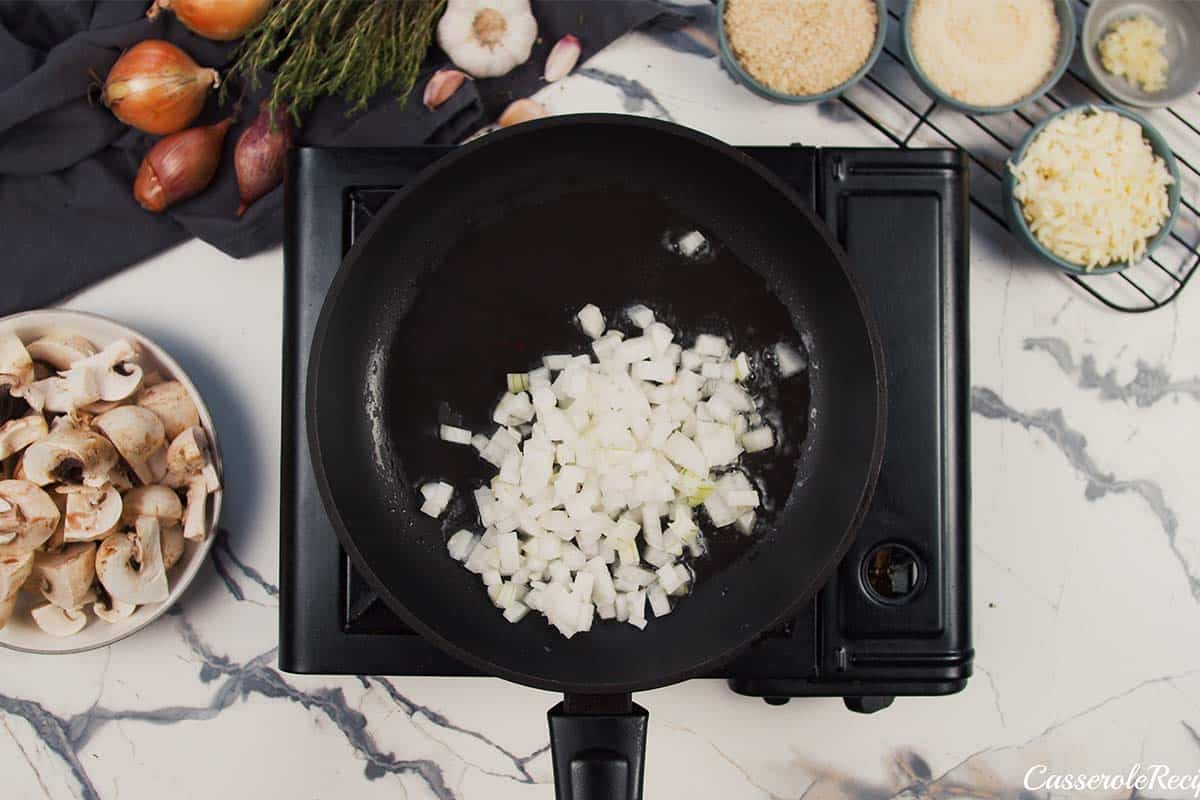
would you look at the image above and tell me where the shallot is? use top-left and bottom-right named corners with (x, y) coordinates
top-left (134, 118), bottom-right (233, 212)
top-left (234, 102), bottom-right (294, 216)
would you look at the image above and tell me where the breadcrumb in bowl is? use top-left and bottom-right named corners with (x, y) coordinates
top-left (718, 0), bottom-right (886, 103)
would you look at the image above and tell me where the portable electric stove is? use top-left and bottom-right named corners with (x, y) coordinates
top-left (280, 144), bottom-right (972, 712)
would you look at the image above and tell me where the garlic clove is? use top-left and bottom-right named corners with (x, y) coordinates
top-left (498, 98), bottom-right (548, 128)
top-left (544, 34), bottom-right (581, 83)
top-left (423, 69), bottom-right (469, 110)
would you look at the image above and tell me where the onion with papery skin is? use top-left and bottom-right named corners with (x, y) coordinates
top-left (234, 102), bottom-right (294, 216)
top-left (146, 0), bottom-right (271, 41)
top-left (134, 118), bottom-right (233, 212)
top-left (103, 40), bottom-right (219, 135)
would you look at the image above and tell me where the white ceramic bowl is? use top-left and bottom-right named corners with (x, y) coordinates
top-left (0, 310), bottom-right (222, 654)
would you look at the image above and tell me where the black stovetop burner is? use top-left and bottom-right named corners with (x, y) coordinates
top-left (280, 144), bottom-right (973, 712)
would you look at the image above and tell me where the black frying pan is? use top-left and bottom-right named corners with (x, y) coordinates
top-left (308, 115), bottom-right (885, 800)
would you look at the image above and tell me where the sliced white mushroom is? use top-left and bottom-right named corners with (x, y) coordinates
top-left (164, 427), bottom-right (220, 491)
top-left (25, 333), bottom-right (97, 371)
top-left (137, 381), bottom-right (200, 441)
top-left (96, 516), bottom-right (169, 604)
top-left (0, 334), bottom-right (35, 396)
top-left (92, 406), bottom-right (167, 485)
top-left (69, 340), bottom-right (143, 403)
top-left (161, 523), bottom-right (184, 571)
top-left (24, 368), bottom-right (101, 414)
top-left (93, 595), bottom-right (136, 623)
top-left (0, 480), bottom-right (61, 555)
top-left (120, 485), bottom-right (183, 528)
top-left (0, 551), bottom-right (33, 630)
top-left (163, 427), bottom-right (218, 542)
top-left (22, 427), bottom-right (118, 487)
top-left (0, 413), bottom-right (48, 461)
top-left (31, 602), bottom-right (88, 636)
top-left (63, 485), bottom-right (122, 542)
top-left (31, 542), bottom-right (97, 610)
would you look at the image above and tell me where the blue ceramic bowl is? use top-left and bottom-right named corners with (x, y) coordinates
top-left (717, 0), bottom-right (887, 104)
top-left (1002, 104), bottom-right (1181, 275)
top-left (902, 0), bottom-right (1076, 115)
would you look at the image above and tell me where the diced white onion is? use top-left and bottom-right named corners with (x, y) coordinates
top-left (440, 424), bottom-right (473, 445)
top-left (576, 304), bottom-right (606, 339)
top-left (626, 304), bottom-right (655, 328)
top-left (775, 343), bottom-right (806, 377)
top-left (430, 303), bottom-right (785, 638)
top-left (446, 529), bottom-right (478, 561)
top-left (742, 426), bottom-right (775, 453)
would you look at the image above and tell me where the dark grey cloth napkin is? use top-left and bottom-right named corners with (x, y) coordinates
top-left (0, 0), bottom-right (689, 314)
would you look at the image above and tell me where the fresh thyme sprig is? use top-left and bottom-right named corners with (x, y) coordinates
top-left (225, 0), bottom-right (447, 124)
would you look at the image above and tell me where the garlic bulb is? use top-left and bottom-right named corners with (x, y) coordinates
top-left (437, 0), bottom-right (538, 78)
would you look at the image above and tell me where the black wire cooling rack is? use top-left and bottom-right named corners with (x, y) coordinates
top-left (837, 0), bottom-right (1200, 313)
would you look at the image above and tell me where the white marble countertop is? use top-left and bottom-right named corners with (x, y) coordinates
top-left (3, 5), bottom-right (1200, 799)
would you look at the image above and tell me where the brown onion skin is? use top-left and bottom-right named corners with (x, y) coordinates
top-left (103, 40), bottom-right (219, 135)
top-left (134, 117), bottom-right (234, 212)
top-left (234, 102), bottom-right (294, 216)
top-left (146, 0), bottom-right (271, 41)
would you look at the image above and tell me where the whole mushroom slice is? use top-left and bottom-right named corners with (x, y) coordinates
top-left (63, 485), bottom-right (123, 542)
top-left (25, 333), bottom-right (98, 371)
top-left (96, 517), bottom-right (169, 605)
top-left (92, 406), bottom-right (167, 485)
top-left (31, 603), bottom-right (88, 636)
top-left (32, 541), bottom-right (97, 610)
top-left (22, 428), bottom-right (118, 487)
top-left (0, 551), bottom-right (34, 630)
top-left (0, 480), bottom-right (61, 555)
top-left (164, 426), bottom-right (220, 541)
top-left (0, 413), bottom-right (48, 461)
top-left (137, 381), bottom-right (200, 440)
top-left (120, 484), bottom-right (183, 529)
top-left (68, 340), bottom-right (143, 404)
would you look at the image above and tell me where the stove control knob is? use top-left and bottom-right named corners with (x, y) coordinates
top-left (861, 543), bottom-right (924, 604)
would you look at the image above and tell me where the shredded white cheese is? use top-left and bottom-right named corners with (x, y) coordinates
top-left (1009, 108), bottom-right (1174, 269)
top-left (1099, 15), bottom-right (1169, 94)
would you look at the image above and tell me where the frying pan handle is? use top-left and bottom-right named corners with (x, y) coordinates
top-left (548, 693), bottom-right (649, 800)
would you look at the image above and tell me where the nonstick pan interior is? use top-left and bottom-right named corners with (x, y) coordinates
top-left (308, 115), bottom-right (885, 694)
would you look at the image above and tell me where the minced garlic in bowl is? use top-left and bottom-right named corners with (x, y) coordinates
top-left (1099, 15), bottom-right (1169, 93)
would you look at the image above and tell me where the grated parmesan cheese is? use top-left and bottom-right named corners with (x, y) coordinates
top-left (909, 0), bottom-right (1059, 108)
top-left (1099, 15), bottom-right (1169, 93)
top-left (1009, 108), bottom-right (1174, 270)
